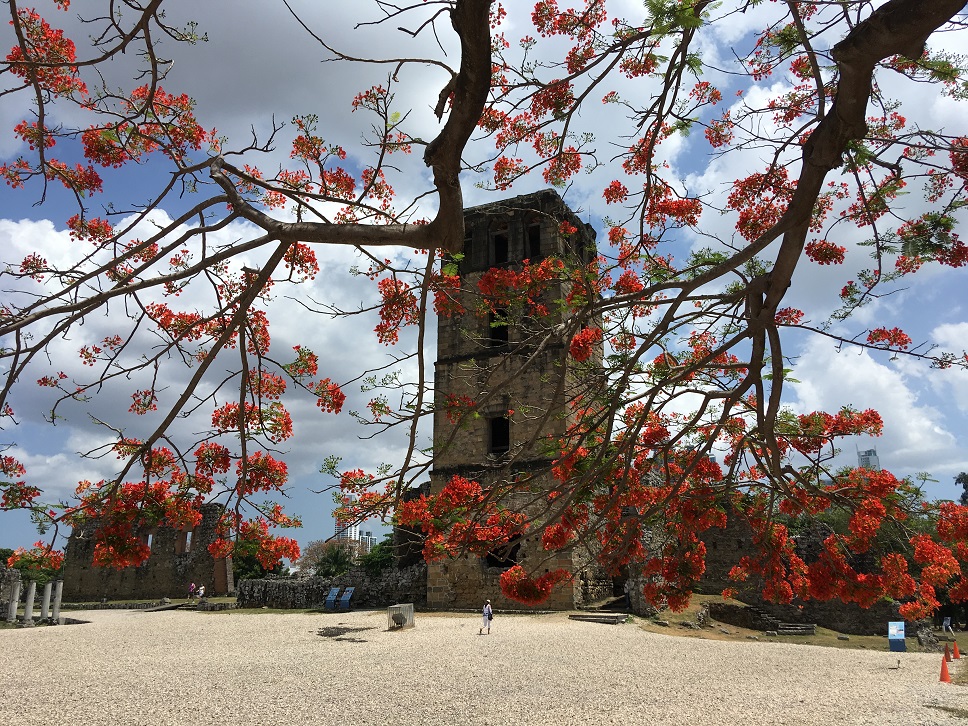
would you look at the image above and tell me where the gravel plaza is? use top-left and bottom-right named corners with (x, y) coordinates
top-left (2, 608), bottom-right (967, 725)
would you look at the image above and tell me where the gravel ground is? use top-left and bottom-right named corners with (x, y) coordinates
top-left (2, 609), bottom-right (968, 725)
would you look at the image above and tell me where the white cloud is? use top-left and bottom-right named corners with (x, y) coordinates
top-left (0, 211), bottom-right (429, 549)
top-left (928, 323), bottom-right (968, 410)
top-left (3, 1), bottom-right (968, 553)
top-left (788, 335), bottom-right (967, 494)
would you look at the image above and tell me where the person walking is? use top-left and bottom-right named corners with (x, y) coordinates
top-left (479, 599), bottom-right (493, 635)
top-left (188, 582), bottom-right (196, 601)
top-left (197, 584), bottom-right (206, 600)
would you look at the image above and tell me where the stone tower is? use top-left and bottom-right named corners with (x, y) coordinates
top-left (427, 189), bottom-right (610, 610)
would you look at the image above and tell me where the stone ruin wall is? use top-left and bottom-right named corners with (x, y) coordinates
top-left (61, 502), bottom-right (233, 602)
top-left (698, 515), bottom-right (901, 635)
top-left (236, 562), bottom-right (428, 609)
top-left (426, 545), bottom-right (612, 612)
top-left (0, 563), bottom-right (15, 610)
top-left (236, 560), bottom-right (611, 613)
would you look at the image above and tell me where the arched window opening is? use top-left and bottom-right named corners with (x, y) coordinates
top-left (527, 221), bottom-right (542, 261)
top-left (491, 226), bottom-right (509, 265)
top-left (488, 308), bottom-right (509, 347)
top-left (175, 529), bottom-right (194, 555)
top-left (488, 416), bottom-right (510, 455)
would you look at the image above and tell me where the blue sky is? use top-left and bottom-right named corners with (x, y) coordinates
top-left (2, 1), bottom-right (967, 556)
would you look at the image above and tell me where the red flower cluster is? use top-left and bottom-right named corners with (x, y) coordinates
top-left (866, 327), bottom-right (912, 350)
top-left (211, 401), bottom-right (294, 443)
top-left (284, 346), bottom-right (319, 379)
top-left (727, 167), bottom-right (795, 242)
top-left (210, 517), bottom-right (300, 570)
top-left (788, 407), bottom-right (883, 455)
top-left (374, 278), bottom-right (419, 345)
top-left (7, 9), bottom-right (86, 95)
top-left (569, 326), bottom-right (602, 362)
top-left (477, 257), bottom-right (566, 317)
top-left (0, 454), bottom-right (38, 509)
top-left (312, 378), bottom-right (346, 414)
top-left (128, 389), bottom-right (158, 415)
top-left (804, 239), bottom-right (846, 265)
top-left (499, 565), bottom-right (571, 605)
top-left (236, 452), bottom-right (288, 495)
top-left (7, 542), bottom-right (65, 573)
top-left (397, 475), bottom-right (528, 563)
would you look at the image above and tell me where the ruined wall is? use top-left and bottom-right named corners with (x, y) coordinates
top-left (61, 502), bottom-right (233, 602)
top-left (698, 515), bottom-right (902, 635)
top-left (236, 563), bottom-right (427, 609)
top-left (0, 564), bottom-right (17, 610)
top-left (745, 595), bottom-right (900, 636)
top-left (695, 515), bottom-right (757, 598)
top-left (427, 547), bottom-right (578, 611)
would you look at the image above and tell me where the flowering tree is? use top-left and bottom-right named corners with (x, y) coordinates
top-left (6, 541), bottom-right (64, 583)
top-left (2, 0), bottom-right (968, 618)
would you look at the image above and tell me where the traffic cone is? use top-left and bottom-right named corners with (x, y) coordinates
top-left (955, 641), bottom-right (961, 660)
top-left (945, 644), bottom-right (952, 662)
top-left (941, 656), bottom-right (952, 683)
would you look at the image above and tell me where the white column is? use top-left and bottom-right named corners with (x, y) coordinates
top-left (40, 581), bottom-right (52, 620)
top-left (6, 578), bottom-right (21, 623)
top-left (52, 580), bottom-right (63, 623)
top-left (22, 580), bottom-right (37, 626)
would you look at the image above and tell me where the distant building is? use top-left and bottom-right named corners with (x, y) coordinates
top-left (359, 531), bottom-right (378, 555)
top-left (334, 494), bottom-right (361, 542)
top-left (858, 448), bottom-right (881, 471)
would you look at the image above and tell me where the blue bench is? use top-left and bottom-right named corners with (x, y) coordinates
top-left (337, 587), bottom-right (355, 611)
top-left (324, 587), bottom-right (341, 610)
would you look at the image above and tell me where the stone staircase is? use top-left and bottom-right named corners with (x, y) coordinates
top-left (568, 612), bottom-right (628, 625)
top-left (569, 595), bottom-right (630, 625)
top-left (709, 602), bottom-right (816, 636)
top-left (747, 606), bottom-right (816, 635)
top-left (583, 595), bottom-right (629, 612)
top-left (180, 600), bottom-right (238, 612)
top-left (776, 622), bottom-right (817, 636)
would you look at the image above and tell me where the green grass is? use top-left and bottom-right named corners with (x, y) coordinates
top-left (636, 594), bottom-right (933, 653)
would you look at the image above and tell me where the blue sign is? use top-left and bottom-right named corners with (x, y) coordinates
top-left (888, 621), bottom-right (906, 652)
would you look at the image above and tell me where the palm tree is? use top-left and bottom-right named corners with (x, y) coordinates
top-left (314, 544), bottom-right (353, 577)
top-left (957, 472), bottom-right (968, 506)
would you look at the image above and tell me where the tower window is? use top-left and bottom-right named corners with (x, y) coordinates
top-left (488, 416), bottom-right (510, 455)
top-left (175, 529), bottom-right (193, 555)
top-left (527, 223), bottom-right (542, 260)
top-left (488, 309), bottom-right (509, 347)
top-left (492, 228), bottom-right (509, 265)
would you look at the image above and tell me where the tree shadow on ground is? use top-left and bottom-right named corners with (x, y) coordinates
top-left (316, 625), bottom-right (376, 643)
